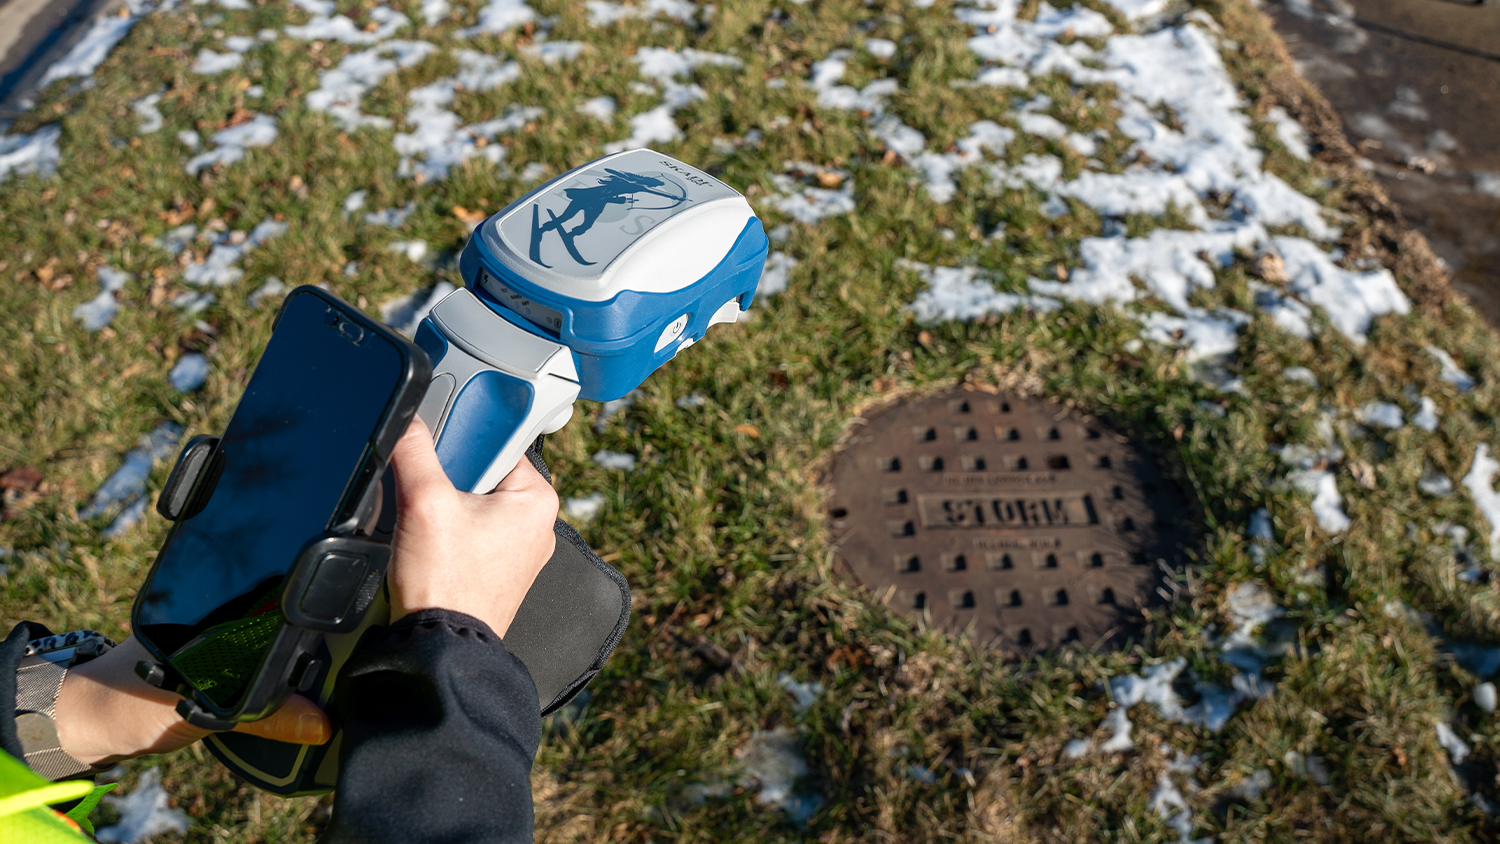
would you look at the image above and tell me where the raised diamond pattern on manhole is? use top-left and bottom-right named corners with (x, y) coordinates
top-left (828, 391), bottom-right (1190, 654)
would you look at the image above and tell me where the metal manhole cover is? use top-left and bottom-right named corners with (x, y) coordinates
top-left (828, 391), bottom-right (1191, 654)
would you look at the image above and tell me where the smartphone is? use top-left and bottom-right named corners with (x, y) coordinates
top-left (131, 286), bottom-right (430, 725)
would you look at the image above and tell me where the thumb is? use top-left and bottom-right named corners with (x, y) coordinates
top-left (389, 417), bottom-right (454, 506)
top-left (231, 694), bottom-right (332, 745)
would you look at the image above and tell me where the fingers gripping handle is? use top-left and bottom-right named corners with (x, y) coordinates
top-left (414, 288), bottom-right (581, 493)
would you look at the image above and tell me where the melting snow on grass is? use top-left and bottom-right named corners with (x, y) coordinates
top-left (0, 125), bottom-right (62, 182)
top-left (304, 41), bottom-right (438, 130)
top-left (73, 266), bottom-right (132, 331)
top-left (95, 768), bottom-right (190, 844)
top-left (184, 115), bottom-right (278, 175)
top-left (1427, 346), bottom-right (1477, 392)
top-left (605, 48), bottom-right (741, 153)
top-left (182, 219), bottom-right (287, 286)
top-left (592, 450), bottom-right (637, 471)
top-left (169, 353), bottom-right (210, 392)
top-left (563, 492), bottom-right (606, 522)
top-left (78, 422), bottom-right (183, 523)
top-left (736, 727), bottom-right (821, 824)
top-left (904, 261), bottom-right (1058, 322)
top-left (1462, 445), bottom-right (1500, 560)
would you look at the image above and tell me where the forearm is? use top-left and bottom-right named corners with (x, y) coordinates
top-left (324, 609), bottom-right (541, 844)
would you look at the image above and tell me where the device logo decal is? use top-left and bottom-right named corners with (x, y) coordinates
top-left (526, 168), bottom-right (689, 269)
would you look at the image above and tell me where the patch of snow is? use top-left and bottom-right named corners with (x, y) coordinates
top-left (911, 120), bottom-right (1014, 203)
top-left (1475, 172), bottom-right (1500, 200)
top-left (177, 129), bottom-right (200, 149)
top-left (169, 353), bottom-right (210, 392)
top-left (604, 48), bottom-right (741, 154)
top-left (387, 239), bottom-right (429, 262)
top-left (1100, 705), bottom-right (1134, 752)
top-left (288, 4), bottom-right (410, 43)
top-left (1266, 106), bottom-right (1311, 161)
top-left (39, 9), bottom-right (140, 86)
top-left (757, 252), bottom-right (798, 297)
top-left (0, 125), bottom-right (62, 182)
top-left (593, 450), bottom-right (637, 471)
top-left (305, 40), bottom-right (438, 131)
top-left (563, 492), bottom-right (606, 522)
top-left (95, 768), bottom-right (190, 844)
top-left (768, 165), bottom-right (856, 224)
top-left (171, 290), bottom-right (215, 317)
top-left (1426, 345), bottom-right (1476, 392)
top-left (865, 38), bottom-right (897, 59)
top-left (133, 93), bottom-right (165, 134)
top-left (396, 66), bottom-right (538, 180)
top-left (184, 114), bottom-right (278, 175)
top-left (906, 262), bottom-right (1059, 323)
top-left (1356, 401), bottom-right (1404, 430)
top-left (737, 727), bottom-right (820, 824)
top-left (1419, 467), bottom-right (1454, 497)
top-left (576, 96), bottom-right (616, 123)
top-left (586, 0), bottom-right (697, 25)
top-left (1476, 682), bottom-right (1497, 714)
top-left (1273, 237), bottom-right (1408, 345)
top-left (1437, 721), bottom-right (1471, 765)
top-left (192, 49), bottom-right (243, 74)
top-left (1413, 396), bottom-right (1439, 432)
top-left (73, 266), bottom-right (131, 331)
top-left (1251, 281), bottom-right (1313, 338)
top-left (1283, 367), bottom-right (1318, 386)
top-left (1287, 469), bottom-right (1350, 533)
top-left (1139, 308), bottom-right (1251, 362)
top-left (103, 495), bottom-right (149, 539)
top-left (343, 190), bottom-right (367, 215)
top-left (157, 225), bottom-right (197, 256)
top-left (593, 389), bottom-right (641, 432)
top-left (1101, 0), bottom-right (1170, 20)
top-left (381, 281), bottom-right (455, 336)
top-left (1063, 738), bottom-right (1093, 759)
top-left (1462, 444), bottom-right (1500, 560)
top-left (777, 673), bottom-right (824, 712)
top-left (1228, 768), bottom-right (1272, 801)
top-left (248, 277), bottom-right (287, 308)
top-left (1149, 771), bottom-right (1207, 844)
top-left (524, 40), bottom-right (586, 63)
top-left (676, 393), bottom-right (707, 409)
top-left (519, 161), bottom-right (548, 182)
top-left (421, 0), bottom-right (449, 24)
top-left (78, 422), bottom-right (183, 521)
top-left (808, 49), bottom-right (899, 113)
top-left (1249, 507), bottom-right (1274, 542)
top-left (182, 218), bottom-right (286, 286)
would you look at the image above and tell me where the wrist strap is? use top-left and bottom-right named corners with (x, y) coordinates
top-left (15, 631), bottom-right (115, 780)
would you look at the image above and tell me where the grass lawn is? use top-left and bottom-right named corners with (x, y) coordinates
top-left (2, 0), bottom-right (1499, 840)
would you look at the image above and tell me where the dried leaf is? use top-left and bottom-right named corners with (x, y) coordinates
top-left (0, 467), bottom-right (43, 492)
top-left (734, 423), bottom-right (761, 439)
top-left (451, 205), bottom-right (487, 224)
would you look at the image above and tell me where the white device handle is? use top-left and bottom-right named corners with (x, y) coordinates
top-left (414, 289), bottom-right (581, 493)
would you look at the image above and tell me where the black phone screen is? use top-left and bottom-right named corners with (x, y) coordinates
top-left (136, 291), bottom-right (405, 710)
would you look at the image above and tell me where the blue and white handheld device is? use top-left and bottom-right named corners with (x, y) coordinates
top-left (416, 148), bottom-right (769, 492)
top-left (202, 149), bottom-right (768, 795)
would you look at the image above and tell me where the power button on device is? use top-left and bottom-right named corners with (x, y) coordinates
top-left (654, 314), bottom-right (690, 352)
top-left (299, 552), bottom-right (368, 622)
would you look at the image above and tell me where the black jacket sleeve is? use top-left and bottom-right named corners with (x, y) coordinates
top-left (322, 608), bottom-right (541, 844)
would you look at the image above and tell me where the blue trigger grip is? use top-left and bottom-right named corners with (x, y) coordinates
top-left (434, 370), bottom-right (536, 491)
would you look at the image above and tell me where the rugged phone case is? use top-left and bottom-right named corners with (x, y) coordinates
top-left (195, 435), bottom-right (630, 795)
top-left (132, 286), bottom-right (433, 730)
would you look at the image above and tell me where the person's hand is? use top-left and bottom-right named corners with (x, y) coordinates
top-left (52, 636), bottom-right (331, 767)
top-left (385, 418), bottom-right (558, 637)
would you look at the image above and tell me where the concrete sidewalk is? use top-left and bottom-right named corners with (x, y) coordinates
top-left (1265, 0), bottom-right (1500, 325)
top-left (0, 0), bottom-right (112, 123)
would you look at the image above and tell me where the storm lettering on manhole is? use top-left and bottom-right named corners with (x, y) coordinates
top-left (827, 392), bottom-right (1191, 654)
